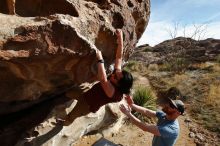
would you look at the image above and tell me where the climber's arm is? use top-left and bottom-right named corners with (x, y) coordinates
top-left (114, 29), bottom-right (123, 71)
top-left (96, 50), bottom-right (115, 97)
top-left (94, 29), bottom-right (123, 98)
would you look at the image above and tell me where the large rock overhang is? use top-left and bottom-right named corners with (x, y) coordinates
top-left (0, 0), bottom-right (150, 111)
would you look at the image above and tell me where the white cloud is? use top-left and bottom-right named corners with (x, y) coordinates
top-left (137, 21), bottom-right (220, 47)
top-left (137, 21), bottom-right (171, 46)
top-left (206, 22), bottom-right (220, 38)
top-left (137, 0), bottom-right (220, 47)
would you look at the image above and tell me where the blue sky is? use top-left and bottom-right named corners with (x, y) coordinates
top-left (137, 0), bottom-right (220, 46)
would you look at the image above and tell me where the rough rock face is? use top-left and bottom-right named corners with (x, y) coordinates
top-left (0, 0), bottom-right (150, 145)
top-left (153, 37), bottom-right (220, 62)
top-left (131, 37), bottom-right (220, 65)
top-left (0, 0), bottom-right (150, 108)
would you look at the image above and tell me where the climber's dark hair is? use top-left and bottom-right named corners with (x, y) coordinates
top-left (117, 70), bottom-right (133, 94)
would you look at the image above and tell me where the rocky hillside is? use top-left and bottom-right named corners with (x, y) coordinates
top-left (0, 0), bottom-right (150, 145)
top-left (126, 37), bottom-right (220, 145)
top-left (131, 37), bottom-right (220, 65)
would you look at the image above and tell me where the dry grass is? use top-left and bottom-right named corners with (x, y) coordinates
top-left (217, 54), bottom-right (220, 63)
top-left (127, 59), bottom-right (220, 133)
top-left (206, 84), bottom-right (220, 105)
top-left (159, 57), bottom-right (190, 73)
top-left (192, 62), bottom-right (220, 72)
top-left (146, 62), bottom-right (220, 134)
top-left (147, 64), bottom-right (159, 71)
top-left (164, 74), bottom-right (188, 85)
top-left (124, 61), bottom-right (148, 73)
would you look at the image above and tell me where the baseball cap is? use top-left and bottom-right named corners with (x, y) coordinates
top-left (168, 99), bottom-right (185, 115)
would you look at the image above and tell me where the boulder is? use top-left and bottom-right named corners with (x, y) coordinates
top-left (0, 0), bottom-right (150, 110)
top-left (0, 0), bottom-right (150, 145)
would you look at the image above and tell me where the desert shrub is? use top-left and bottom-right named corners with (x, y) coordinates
top-left (217, 54), bottom-right (220, 64)
top-left (124, 61), bottom-right (147, 72)
top-left (143, 47), bottom-right (152, 52)
top-left (132, 86), bottom-right (156, 121)
top-left (161, 57), bottom-right (189, 73)
top-left (148, 64), bottom-right (159, 71)
top-left (206, 84), bottom-right (220, 105)
top-left (124, 61), bottom-right (137, 72)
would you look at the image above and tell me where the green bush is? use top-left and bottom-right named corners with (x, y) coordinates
top-left (133, 86), bottom-right (156, 109)
top-left (132, 86), bottom-right (156, 121)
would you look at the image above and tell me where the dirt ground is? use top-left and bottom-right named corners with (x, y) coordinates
top-left (73, 115), bottom-right (196, 146)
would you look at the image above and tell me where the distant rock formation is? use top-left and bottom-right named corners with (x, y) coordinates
top-left (0, 0), bottom-right (150, 145)
top-left (131, 37), bottom-right (220, 65)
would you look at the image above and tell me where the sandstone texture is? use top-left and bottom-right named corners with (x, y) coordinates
top-left (0, 0), bottom-right (150, 145)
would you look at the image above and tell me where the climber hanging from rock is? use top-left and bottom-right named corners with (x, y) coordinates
top-left (64, 29), bottom-right (134, 126)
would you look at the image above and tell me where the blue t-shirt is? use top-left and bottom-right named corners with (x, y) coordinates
top-left (152, 111), bottom-right (179, 146)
